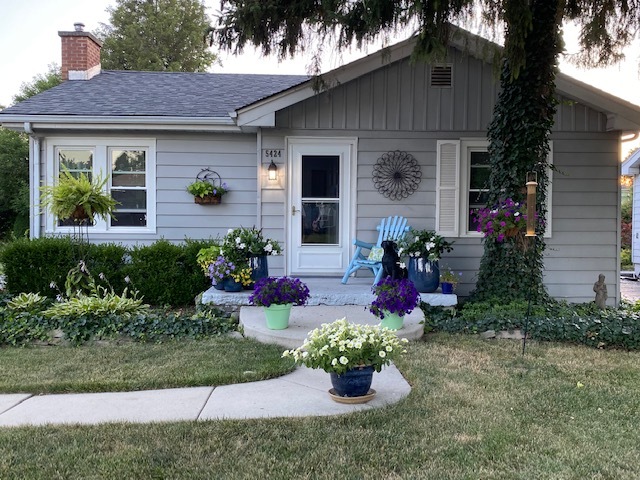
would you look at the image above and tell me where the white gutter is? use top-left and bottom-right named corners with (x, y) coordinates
top-left (1, 115), bottom-right (243, 133)
top-left (256, 127), bottom-right (263, 229)
top-left (23, 122), bottom-right (40, 239)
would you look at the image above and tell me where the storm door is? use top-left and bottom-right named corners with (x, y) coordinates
top-left (288, 139), bottom-right (354, 275)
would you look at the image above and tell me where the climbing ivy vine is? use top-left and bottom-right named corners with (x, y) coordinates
top-left (470, 0), bottom-right (561, 302)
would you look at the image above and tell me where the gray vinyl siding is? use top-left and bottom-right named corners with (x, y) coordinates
top-left (39, 132), bottom-right (260, 246)
top-left (270, 50), bottom-right (620, 304)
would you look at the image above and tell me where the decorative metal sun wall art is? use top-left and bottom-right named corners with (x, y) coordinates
top-left (372, 151), bottom-right (422, 200)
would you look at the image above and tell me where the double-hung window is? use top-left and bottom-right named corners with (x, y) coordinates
top-left (436, 138), bottom-right (552, 237)
top-left (46, 138), bottom-right (156, 234)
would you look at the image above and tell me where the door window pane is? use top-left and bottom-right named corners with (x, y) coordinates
top-left (302, 156), bottom-right (339, 198)
top-left (301, 201), bottom-right (339, 244)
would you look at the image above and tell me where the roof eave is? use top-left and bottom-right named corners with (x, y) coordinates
top-left (555, 73), bottom-right (640, 131)
top-left (0, 114), bottom-right (241, 133)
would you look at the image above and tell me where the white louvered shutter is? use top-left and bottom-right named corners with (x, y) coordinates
top-left (436, 140), bottom-right (460, 236)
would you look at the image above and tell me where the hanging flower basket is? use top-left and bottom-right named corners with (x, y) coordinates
top-left (187, 168), bottom-right (228, 205)
top-left (194, 194), bottom-right (222, 205)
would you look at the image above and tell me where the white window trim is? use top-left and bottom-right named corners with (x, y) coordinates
top-left (44, 137), bottom-right (157, 235)
top-left (437, 137), bottom-right (553, 238)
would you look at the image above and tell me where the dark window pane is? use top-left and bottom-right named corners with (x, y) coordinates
top-left (302, 155), bottom-right (339, 198)
top-left (112, 189), bottom-right (146, 209)
top-left (469, 166), bottom-right (490, 189)
top-left (59, 150), bottom-right (93, 172)
top-left (112, 173), bottom-right (145, 187)
top-left (470, 151), bottom-right (490, 166)
top-left (112, 150), bottom-right (146, 172)
top-left (111, 213), bottom-right (147, 227)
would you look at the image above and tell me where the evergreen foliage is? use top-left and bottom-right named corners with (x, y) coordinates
top-left (98, 0), bottom-right (218, 72)
top-left (0, 65), bottom-right (61, 238)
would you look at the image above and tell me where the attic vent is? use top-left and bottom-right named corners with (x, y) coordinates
top-left (430, 65), bottom-right (452, 87)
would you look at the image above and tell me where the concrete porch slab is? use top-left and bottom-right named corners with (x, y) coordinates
top-left (240, 304), bottom-right (424, 349)
top-left (202, 276), bottom-right (458, 307)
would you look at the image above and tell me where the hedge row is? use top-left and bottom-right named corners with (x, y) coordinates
top-left (422, 299), bottom-right (640, 351)
top-left (0, 237), bottom-right (216, 306)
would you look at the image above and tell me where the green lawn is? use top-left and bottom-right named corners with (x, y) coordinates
top-left (1, 334), bottom-right (640, 479)
top-left (0, 337), bottom-right (294, 394)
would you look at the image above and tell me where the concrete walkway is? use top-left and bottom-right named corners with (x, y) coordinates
top-left (0, 364), bottom-right (411, 428)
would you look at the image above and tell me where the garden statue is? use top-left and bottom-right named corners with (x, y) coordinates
top-left (593, 274), bottom-right (608, 309)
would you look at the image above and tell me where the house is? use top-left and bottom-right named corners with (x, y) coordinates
top-left (2, 23), bottom-right (640, 305)
top-left (622, 147), bottom-right (640, 279)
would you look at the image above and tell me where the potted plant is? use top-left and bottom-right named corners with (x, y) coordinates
top-left (248, 276), bottom-right (310, 330)
top-left (187, 180), bottom-right (228, 204)
top-left (282, 317), bottom-right (409, 402)
top-left (439, 266), bottom-right (462, 294)
top-left (369, 277), bottom-right (421, 330)
top-left (208, 256), bottom-right (236, 290)
top-left (221, 226), bottom-right (282, 284)
top-left (196, 245), bottom-right (221, 275)
top-left (473, 197), bottom-right (532, 242)
top-left (397, 229), bottom-right (454, 293)
top-left (40, 168), bottom-right (118, 223)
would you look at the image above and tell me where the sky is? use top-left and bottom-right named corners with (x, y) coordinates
top-left (1, 0), bottom-right (640, 152)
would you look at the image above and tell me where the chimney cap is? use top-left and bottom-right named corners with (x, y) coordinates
top-left (74, 22), bottom-right (85, 32)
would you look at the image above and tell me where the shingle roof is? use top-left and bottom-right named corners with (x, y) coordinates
top-left (0, 70), bottom-right (309, 118)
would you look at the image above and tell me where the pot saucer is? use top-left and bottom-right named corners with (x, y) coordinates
top-left (328, 388), bottom-right (376, 404)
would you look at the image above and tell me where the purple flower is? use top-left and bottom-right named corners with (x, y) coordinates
top-left (249, 276), bottom-right (310, 307)
top-left (369, 277), bottom-right (420, 318)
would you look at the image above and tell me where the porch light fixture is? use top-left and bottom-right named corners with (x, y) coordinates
top-left (525, 172), bottom-right (537, 237)
top-left (268, 160), bottom-right (278, 181)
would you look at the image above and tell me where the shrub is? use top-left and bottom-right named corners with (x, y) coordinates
top-left (0, 238), bottom-right (128, 297)
top-left (125, 239), bottom-right (215, 306)
top-left (1, 237), bottom-right (215, 306)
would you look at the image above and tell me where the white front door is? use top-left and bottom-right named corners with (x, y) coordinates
top-left (287, 138), bottom-right (355, 275)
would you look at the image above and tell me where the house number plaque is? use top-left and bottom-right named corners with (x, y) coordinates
top-left (262, 149), bottom-right (283, 162)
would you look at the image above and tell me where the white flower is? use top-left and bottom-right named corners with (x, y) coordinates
top-left (398, 247), bottom-right (404, 255)
top-left (235, 237), bottom-right (241, 244)
top-left (425, 242), bottom-right (436, 251)
top-left (379, 351), bottom-right (387, 358)
top-left (49, 281), bottom-right (57, 289)
top-left (514, 212), bottom-right (520, 217)
top-left (55, 294), bottom-right (63, 302)
top-left (239, 243), bottom-right (246, 249)
top-left (302, 351), bottom-right (309, 358)
top-left (228, 228), bottom-right (234, 234)
top-left (98, 272), bottom-right (105, 280)
top-left (339, 356), bottom-right (349, 365)
top-left (124, 276), bottom-right (131, 284)
top-left (264, 243), bottom-right (273, 253)
top-left (386, 345), bottom-right (393, 352)
top-left (331, 358), bottom-right (338, 366)
top-left (399, 262), bottom-right (406, 269)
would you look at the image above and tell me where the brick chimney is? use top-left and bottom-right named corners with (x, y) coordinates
top-left (58, 22), bottom-right (102, 81)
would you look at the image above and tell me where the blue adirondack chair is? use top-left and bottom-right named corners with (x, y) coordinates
top-left (341, 216), bottom-right (411, 285)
